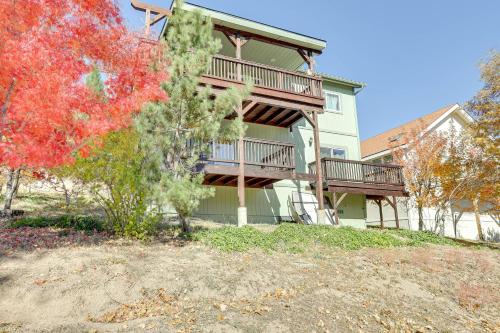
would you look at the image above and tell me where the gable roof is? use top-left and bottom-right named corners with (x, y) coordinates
top-left (361, 104), bottom-right (458, 159)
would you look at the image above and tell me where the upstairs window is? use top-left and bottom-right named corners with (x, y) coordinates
top-left (324, 92), bottom-right (341, 112)
top-left (320, 147), bottom-right (347, 159)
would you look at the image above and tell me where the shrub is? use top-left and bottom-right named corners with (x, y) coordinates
top-left (66, 129), bottom-right (161, 240)
top-left (10, 215), bottom-right (104, 232)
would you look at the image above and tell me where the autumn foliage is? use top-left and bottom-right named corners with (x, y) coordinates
top-left (391, 125), bottom-right (447, 231)
top-left (0, 0), bottom-right (166, 168)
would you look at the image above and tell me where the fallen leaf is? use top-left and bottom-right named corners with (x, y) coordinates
top-left (34, 279), bottom-right (47, 286)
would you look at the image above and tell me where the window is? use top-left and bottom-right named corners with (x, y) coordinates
top-left (332, 148), bottom-right (346, 159)
top-left (320, 147), bottom-right (346, 159)
top-left (324, 92), bottom-right (341, 112)
top-left (383, 155), bottom-right (393, 164)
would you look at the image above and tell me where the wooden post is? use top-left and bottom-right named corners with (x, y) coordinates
top-left (312, 110), bottom-right (325, 224)
top-left (145, 8), bottom-right (151, 36)
top-left (237, 105), bottom-right (246, 226)
top-left (235, 33), bottom-right (242, 81)
top-left (333, 192), bottom-right (339, 225)
top-left (392, 196), bottom-right (400, 229)
top-left (377, 199), bottom-right (384, 229)
top-left (307, 51), bottom-right (315, 95)
top-left (307, 50), bottom-right (315, 73)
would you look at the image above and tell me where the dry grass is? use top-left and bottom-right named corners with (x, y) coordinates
top-left (409, 248), bottom-right (444, 273)
top-left (456, 282), bottom-right (499, 311)
top-left (1, 242), bottom-right (499, 332)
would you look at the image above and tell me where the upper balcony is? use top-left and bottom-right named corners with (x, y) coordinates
top-left (137, 1), bottom-right (328, 127)
top-left (169, 2), bottom-right (327, 127)
top-left (202, 54), bottom-right (324, 109)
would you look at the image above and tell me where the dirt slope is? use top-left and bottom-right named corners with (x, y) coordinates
top-left (0, 241), bottom-right (498, 332)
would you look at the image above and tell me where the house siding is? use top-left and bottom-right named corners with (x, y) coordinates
top-left (194, 80), bottom-right (368, 227)
top-left (364, 110), bottom-right (500, 241)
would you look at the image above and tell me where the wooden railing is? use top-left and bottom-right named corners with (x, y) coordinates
top-left (205, 54), bottom-right (323, 98)
top-left (309, 158), bottom-right (404, 186)
top-left (206, 137), bottom-right (295, 170)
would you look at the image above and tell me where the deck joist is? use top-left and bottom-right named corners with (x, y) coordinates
top-left (202, 164), bottom-right (312, 188)
top-left (326, 181), bottom-right (408, 197)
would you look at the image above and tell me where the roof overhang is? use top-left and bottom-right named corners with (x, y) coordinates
top-left (321, 74), bottom-right (366, 89)
top-left (160, 2), bottom-right (327, 54)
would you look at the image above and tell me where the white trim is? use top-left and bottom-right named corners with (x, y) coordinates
top-left (361, 104), bottom-right (473, 161)
top-left (423, 104), bottom-right (460, 134)
top-left (295, 126), bottom-right (359, 137)
top-left (361, 149), bottom-right (391, 161)
top-left (320, 145), bottom-right (348, 159)
top-left (323, 91), bottom-right (342, 113)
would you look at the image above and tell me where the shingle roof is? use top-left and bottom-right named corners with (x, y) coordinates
top-left (361, 104), bottom-right (456, 159)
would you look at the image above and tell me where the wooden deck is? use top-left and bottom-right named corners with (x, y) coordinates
top-left (200, 137), bottom-right (311, 188)
top-left (309, 158), bottom-right (408, 197)
top-left (200, 55), bottom-right (325, 127)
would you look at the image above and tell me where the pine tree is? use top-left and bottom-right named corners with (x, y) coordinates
top-left (85, 65), bottom-right (105, 96)
top-left (135, 0), bottom-right (249, 232)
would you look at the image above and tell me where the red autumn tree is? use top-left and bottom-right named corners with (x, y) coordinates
top-left (0, 0), bottom-right (166, 169)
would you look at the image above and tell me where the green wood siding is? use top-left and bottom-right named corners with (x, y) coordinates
top-left (194, 80), bottom-right (367, 227)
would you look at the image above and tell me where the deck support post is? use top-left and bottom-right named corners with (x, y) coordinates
top-left (237, 105), bottom-right (247, 227)
top-left (384, 196), bottom-right (400, 229)
top-left (376, 199), bottom-right (384, 229)
top-left (333, 192), bottom-right (340, 225)
top-left (312, 109), bottom-right (325, 224)
top-left (234, 32), bottom-right (247, 227)
top-left (392, 196), bottom-right (400, 229)
top-left (145, 9), bottom-right (151, 35)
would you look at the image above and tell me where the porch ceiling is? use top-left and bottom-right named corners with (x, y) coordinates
top-left (165, 2), bottom-right (327, 51)
top-left (240, 101), bottom-right (306, 128)
top-left (215, 31), bottom-right (305, 71)
top-left (202, 164), bottom-right (296, 189)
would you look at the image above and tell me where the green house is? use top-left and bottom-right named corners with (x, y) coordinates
top-left (135, 1), bottom-right (407, 228)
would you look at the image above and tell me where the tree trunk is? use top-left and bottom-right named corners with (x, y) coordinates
top-left (472, 195), bottom-right (484, 241)
top-left (453, 215), bottom-right (458, 239)
top-left (61, 182), bottom-right (71, 208)
top-left (179, 213), bottom-right (192, 233)
top-left (4, 168), bottom-right (21, 212)
top-left (417, 205), bottom-right (424, 231)
top-left (64, 191), bottom-right (71, 208)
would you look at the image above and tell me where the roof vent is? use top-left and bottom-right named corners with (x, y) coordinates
top-left (389, 133), bottom-right (403, 142)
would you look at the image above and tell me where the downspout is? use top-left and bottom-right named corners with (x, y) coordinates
top-left (354, 85), bottom-right (366, 95)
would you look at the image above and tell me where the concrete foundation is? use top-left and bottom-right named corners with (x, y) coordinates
top-left (237, 207), bottom-right (247, 227)
top-left (316, 209), bottom-right (326, 225)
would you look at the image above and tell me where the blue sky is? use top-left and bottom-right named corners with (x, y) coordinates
top-left (120, 0), bottom-right (499, 139)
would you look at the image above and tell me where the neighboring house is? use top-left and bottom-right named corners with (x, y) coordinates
top-left (361, 104), bottom-right (500, 241)
top-left (134, 2), bottom-right (408, 228)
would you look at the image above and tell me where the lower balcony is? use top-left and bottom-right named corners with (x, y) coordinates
top-left (200, 137), bottom-right (298, 188)
top-left (309, 158), bottom-right (408, 197)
